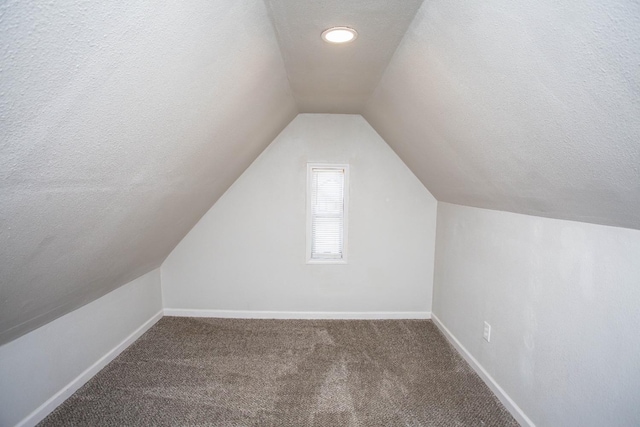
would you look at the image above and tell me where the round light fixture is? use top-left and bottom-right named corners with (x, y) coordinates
top-left (321, 27), bottom-right (358, 44)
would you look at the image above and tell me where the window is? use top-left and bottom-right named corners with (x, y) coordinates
top-left (307, 164), bottom-right (349, 263)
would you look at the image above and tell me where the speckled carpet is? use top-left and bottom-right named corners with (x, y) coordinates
top-left (39, 317), bottom-right (517, 426)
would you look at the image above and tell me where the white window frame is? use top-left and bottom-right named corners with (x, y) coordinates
top-left (306, 163), bottom-right (349, 264)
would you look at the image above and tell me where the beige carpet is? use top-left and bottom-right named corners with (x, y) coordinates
top-left (39, 317), bottom-right (518, 426)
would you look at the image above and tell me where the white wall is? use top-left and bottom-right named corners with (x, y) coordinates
top-left (0, 269), bottom-right (163, 427)
top-left (162, 114), bottom-right (437, 315)
top-left (433, 202), bottom-right (640, 426)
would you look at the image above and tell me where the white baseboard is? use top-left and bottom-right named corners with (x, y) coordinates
top-left (431, 314), bottom-right (534, 427)
top-left (164, 308), bottom-right (431, 320)
top-left (16, 310), bottom-right (164, 427)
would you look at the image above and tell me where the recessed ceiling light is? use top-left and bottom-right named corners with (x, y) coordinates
top-left (321, 27), bottom-right (358, 44)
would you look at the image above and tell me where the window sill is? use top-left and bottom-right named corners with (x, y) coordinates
top-left (306, 258), bottom-right (348, 265)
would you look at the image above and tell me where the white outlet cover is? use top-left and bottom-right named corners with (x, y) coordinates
top-left (483, 321), bottom-right (491, 342)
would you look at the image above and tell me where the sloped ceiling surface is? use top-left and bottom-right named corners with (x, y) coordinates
top-left (0, 0), bottom-right (296, 344)
top-left (365, 0), bottom-right (640, 229)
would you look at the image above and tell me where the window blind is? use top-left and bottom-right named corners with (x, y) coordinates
top-left (310, 167), bottom-right (345, 259)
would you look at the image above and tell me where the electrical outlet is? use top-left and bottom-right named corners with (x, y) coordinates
top-left (483, 321), bottom-right (491, 342)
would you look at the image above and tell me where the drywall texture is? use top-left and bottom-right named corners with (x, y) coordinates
top-left (0, 0), bottom-right (297, 344)
top-left (365, 0), bottom-right (640, 230)
top-left (0, 269), bottom-right (162, 427)
top-left (162, 114), bottom-right (437, 313)
top-left (433, 203), bottom-right (640, 426)
top-left (265, 0), bottom-right (423, 113)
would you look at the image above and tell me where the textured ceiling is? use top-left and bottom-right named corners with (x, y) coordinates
top-left (0, 0), bottom-right (296, 345)
top-left (2, 0), bottom-right (639, 345)
top-left (365, 0), bottom-right (640, 229)
top-left (265, 0), bottom-right (423, 113)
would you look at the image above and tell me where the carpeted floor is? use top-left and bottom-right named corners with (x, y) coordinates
top-left (39, 318), bottom-right (518, 426)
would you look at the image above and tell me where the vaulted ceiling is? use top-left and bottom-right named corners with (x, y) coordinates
top-left (1, 0), bottom-right (638, 344)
